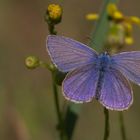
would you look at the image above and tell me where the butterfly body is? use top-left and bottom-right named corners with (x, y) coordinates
top-left (47, 35), bottom-right (140, 111)
top-left (92, 52), bottom-right (112, 99)
top-left (97, 52), bottom-right (112, 72)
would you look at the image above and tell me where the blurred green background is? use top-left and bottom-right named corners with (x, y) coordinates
top-left (0, 0), bottom-right (140, 140)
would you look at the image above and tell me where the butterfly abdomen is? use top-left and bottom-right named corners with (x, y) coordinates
top-left (95, 53), bottom-right (112, 100)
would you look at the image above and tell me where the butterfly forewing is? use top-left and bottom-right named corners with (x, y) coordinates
top-left (62, 64), bottom-right (100, 103)
top-left (47, 35), bottom-right (98, 72)
top-left (99, 68), bottom-right (133, 111)
top-left (112, 51), bottom-right (140, 85)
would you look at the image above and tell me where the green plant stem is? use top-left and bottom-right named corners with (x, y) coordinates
top-left (103, 108), bottom-right (110, 140)
top-left (52, 73), bottom-right (63, 140)
top-left (48, 22), bottom-right (67, 140)
top-left (39, 61), bottom-right (53, 71)
top-left (48, 24), bottom-right (57, 35)
top-left (90, 0), bottom-right (119, 52)
top-left (119, 112), bottom-right (127, 140)
top-left (52, 75), bottom-right (62, 125)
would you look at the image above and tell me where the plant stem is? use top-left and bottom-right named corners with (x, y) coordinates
top-left (48, 24), bottom-right (57, 35)
top-left (48, 21), bottom-right (66, 140)
top-left (39, 61), bottom-right (53, 71)
top-left (52, 72), bottom-right (68, 140)
top-left (119, 112), bottom-right (127, 140)
top-left (52, 73), bottom-right (63, 140)
top-left (90, 0), bottom-right (119, 52)
top-left (52, 75), bottom-right (62, 125)
top-left (103, 108), bottom-right (110, 140)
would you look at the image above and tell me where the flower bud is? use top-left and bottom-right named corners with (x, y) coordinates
top-left (125, 36), bottom-right (134, 45)
top-left (86, 13), bottom-right (99, 21)
top-left (113, 11), bottom-right (123, 20)
top-left (130, 16), bottom-right (140, 25)
top-left (25, 56), bottom-right (40, 69)
top-left (45, 4), bottom-right (62, 24)
top-left (107, 3), bottom-right (117, 16)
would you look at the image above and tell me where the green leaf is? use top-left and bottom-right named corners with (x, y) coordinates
top-left (64, 104), bottom-right (81, 140)
top-left (89, 0), bottom-right (119, 52)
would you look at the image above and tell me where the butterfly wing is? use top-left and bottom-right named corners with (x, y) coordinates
top-left (62, 64), bottom-right (100, 103)
top-left (47, 35), bottom-right (98, 72)
top-left (99, 68), bottom-right (133, 111)
top-left (112, 51), bottom-right (140, 85)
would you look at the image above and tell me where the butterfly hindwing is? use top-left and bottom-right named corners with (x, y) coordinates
top-left (47, 35), bottom-right (98, 72)
top-left (62, 64), bottom-right (100, 103)
top-left (99, 68), bottom-right (133, 111)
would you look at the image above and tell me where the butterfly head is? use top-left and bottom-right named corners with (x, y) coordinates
top-left (97, 52), bottom-right (112, 71)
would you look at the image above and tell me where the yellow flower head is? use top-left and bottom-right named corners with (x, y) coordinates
top-left (107, 3), bottom-right (139, 46)
top-left (45, 4), bottom-right (62, 24)
top-left (86, 3), bottom-right (139, 47)
top-left (47, 4), bottom-right (62, 20)
top-left (107, 3), bottom-right (117, 16)
top-left (107, 3), bottom-right (124, 21)
top-left (86, 13), bottom-right (99, 21)
top-left (113, 11), bottom-right (123, 20)
top-left (129, 16), bottom-right (140, 25)
top-left (124, 22), bottom-right (133, 32)
top-left (125, 36), bottom-right (134, 45)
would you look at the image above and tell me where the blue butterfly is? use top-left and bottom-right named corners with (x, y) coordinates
top-left (47, 35), bottom-right (140, 111)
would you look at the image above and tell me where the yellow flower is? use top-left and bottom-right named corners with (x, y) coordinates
top-left (86, 13), bottom-right (99, 20)
top-left (107, 3), bottom-right (124, 21)
top-left (107, 3), bottom-right (117, 17)
top-left (86, 3), bottom-right (139, 46)
top-left (47, 4), bottom-right (62, 20)
top-left (125, 36), bottom-right (134, 45)
top-left (113, 11), bottom-right (123, 20)
top-left (129, 16), bottom-right (140, 25)
top-left (123, 22), bottom-right (133, 33)
top-left (45, 4), bottom-right (62, 24)
top-left (106, 3), bottom-right (139, 46)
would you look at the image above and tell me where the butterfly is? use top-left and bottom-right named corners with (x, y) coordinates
top-left (46, 35), bottom-right (140, 111)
